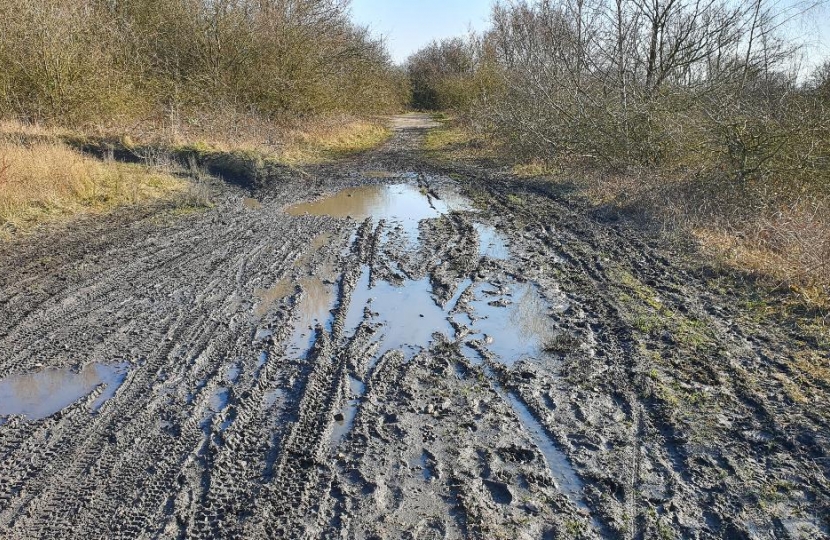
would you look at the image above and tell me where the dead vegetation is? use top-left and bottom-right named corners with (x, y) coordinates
top-left (0, 113), bottom-right (391, 233)
top-left (409, 0), bottom-right (830, 311)
top-left (0, 135), bottom-right (185, 235)
top-left (0, 0), bottom-right (405, 233)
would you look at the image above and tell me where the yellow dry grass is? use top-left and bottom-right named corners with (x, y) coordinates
top-left (422, 119), bottom-right (493, 162)
top-left (0, 139), bottom-right (185, 235)
top-left (693, 222), bottom-right (829, 310)
top-left (278, 117), bottom-right (391, 165)
top-left (154, 113), bottom-right (390, 166)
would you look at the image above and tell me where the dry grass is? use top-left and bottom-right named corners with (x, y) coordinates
top-left (0, 138), bottom-right (185, 235)
top-left (693, 214), bottom-right (830, 309)
top-left (97, 111), bottom-right (392, 166)
top-left (277, 116), bottom-right (391, 165)
top-left (0, 112), bottom-right (392, 236)
top-left (519, 164), bottom-right (830, 310)
top-left (422, 119), bottom-right (493, 161)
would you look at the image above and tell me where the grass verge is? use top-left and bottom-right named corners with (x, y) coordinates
top-left (425, 117), bottom-right (830, 316)
top-left (0, 113), bottom-right (392, 235)
top-left (0, 138), bottom-right (185, 236)
top-left (423, 116), bottom-right (492, 162)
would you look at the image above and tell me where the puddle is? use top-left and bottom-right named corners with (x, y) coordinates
top-left (344, 267), bottom-right (455, 360)
top-left (254, 328), bottom-right (274, 341)
top-left (0, 362), bottom-right (130, 420)
top-left (504, 393), bottom-right (585, 504)
top-left (226, 364), bottom-right (241, 383)
top-left (210, 387), bottom-right (230, 413)
top-left (287, 183), bottom-right (460, 242)
top-left (254, 279), bottom-right (294, 317)
top-left (287, 276), bottom-right (338, 357)
top-left (243, 197), bottom-right (262, 209)
top-left (330, 376), bottom-right (365, 448)
top-left (285, 183), bottom-right (557, 369)
top-left (339, 270), bottom-right (555, 368)
top-left (474, 223), bottom-right (510, 259)
top-left (466, 282), bottom-right (556, 366)
top-left (257, 351), bottom-right (269, 368)
top-left (311, 232), bottom-right (333, 251)
top-left (504, 391), bottom-right (607, 531)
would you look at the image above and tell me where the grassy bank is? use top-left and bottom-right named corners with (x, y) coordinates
top-left (0, 135), bottom-right (185, 236)
top-left (426, 118), bottom-right (830, 315)
top-left (0, 114), bottom-right (392, 235)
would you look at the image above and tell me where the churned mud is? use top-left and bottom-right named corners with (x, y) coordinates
top-left (0, 114), bottom-right (827, 539)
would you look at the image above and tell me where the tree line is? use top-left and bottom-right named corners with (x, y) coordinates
top-left (0, 0), bottom-right (408, 126)
top-left (409, 0), bottom-right (828, 189)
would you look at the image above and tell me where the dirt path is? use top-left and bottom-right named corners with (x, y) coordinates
top-left (0, 114), bottom-right (827, 539)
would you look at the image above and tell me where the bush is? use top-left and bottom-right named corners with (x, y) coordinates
top-left (0, 0), bottom-right (407, 126)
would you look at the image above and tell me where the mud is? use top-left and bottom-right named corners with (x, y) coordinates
top-left (0, 114), bottom-right (827, 539)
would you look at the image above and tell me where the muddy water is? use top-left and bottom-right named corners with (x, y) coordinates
top-left (285, 181), bottom-right (558, 369)
top-left (344, 268), bottom-right (456, 360)
top-left (474, 223), bottom-right (510, 259)
top-left (0, 362), bottom-right (130, 420)
top-left (288, 276), bottom-right (337, 357)
top-left (330, 376), bottom-right (365, 448)
top-left (242, 197), bottom-right (263, 209)
top-left (254, 279), bottom-right (294, 318)
top-left (466, 282), bottom-right (557, 366)
top-left (287, 184), bottom-right (462, 242)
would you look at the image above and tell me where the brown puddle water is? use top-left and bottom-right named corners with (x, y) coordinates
top-left (254, 280), bottom-right (295, 318)
top-left (286, 184), bottom-right (459, 240)
top-left (242, 197), bottom-right (262, 209)
top-left (286, 275), bottom-right (338, 356)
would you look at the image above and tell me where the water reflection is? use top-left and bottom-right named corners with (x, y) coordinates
top-left (466, 283), bottom-right (556, 366)
top-left (0, 362), bottom-right (130, 420)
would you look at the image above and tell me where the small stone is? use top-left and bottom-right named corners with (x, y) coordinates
top-left (522, 501), bottom-right (541, 515)
top-left (334, 412), bottom-right (344, 422)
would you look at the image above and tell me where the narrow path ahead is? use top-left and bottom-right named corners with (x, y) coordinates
top-left (0, 114), bottom-right (827, 539)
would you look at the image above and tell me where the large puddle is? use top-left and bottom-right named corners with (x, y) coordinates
top-left (343, 268), bottom-right (458, 360)
top-left (287, 183), bottom-right (467, 241)
top-left (464, 282), bottom-right (563, 365)
top-left (283, 181), bottom-right (564, 368)
top-left (0, 362), bottom-right (130, 421)
top-left (282, 180), bottom-right (594, 521)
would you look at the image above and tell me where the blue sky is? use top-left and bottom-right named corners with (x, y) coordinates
top-left (350, 0), bottom-right (829, 73)
top-left (350, 0), bottom-right (493, 64)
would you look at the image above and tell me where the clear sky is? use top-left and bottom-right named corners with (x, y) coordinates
top-left (350, 0), bottom-right (493, 64)
top-left (350, 0), bottom-right (829, 73)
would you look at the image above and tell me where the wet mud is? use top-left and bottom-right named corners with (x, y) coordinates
top-left (0, 114), bottom-right (827, 539)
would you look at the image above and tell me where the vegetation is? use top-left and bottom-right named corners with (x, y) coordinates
top-left (0, 0), bottom-right (407, 232)
top-left (0, 126), bottom-right (186, 235)
top-left (409, 0), bottom-right (830, 308)
top-left (0, 0), bottom-right (407, 124)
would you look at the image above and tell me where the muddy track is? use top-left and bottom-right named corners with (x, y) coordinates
top-left (0, 115), bottom-right (827, 539)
